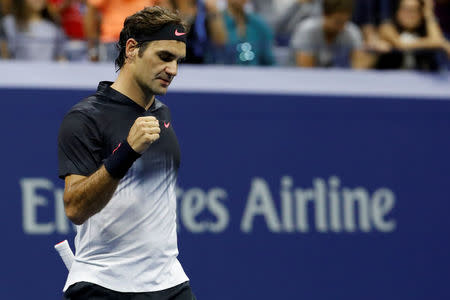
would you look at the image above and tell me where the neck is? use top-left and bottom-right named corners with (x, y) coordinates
top-left (111, 69), bottom-right (155, 110)
top-left (29, 10), bottom-right (42, 21)
top-left (323, 22), bottom-right (338, 42)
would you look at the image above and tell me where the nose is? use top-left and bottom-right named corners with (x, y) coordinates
top-left (165, 60), bottom-right (178, 78)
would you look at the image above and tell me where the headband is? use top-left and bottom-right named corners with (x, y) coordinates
top-left (133, 23), bottom-right (187, 44)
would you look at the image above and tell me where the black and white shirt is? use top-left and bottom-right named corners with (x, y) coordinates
top-left (58, 81), bottom-right (188, 292)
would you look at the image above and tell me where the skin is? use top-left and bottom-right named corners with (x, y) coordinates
top-left (26, 0), bottom-right (46, 17)
top-left (228, 0), bottom-right (247, 37)
top-left (64, 39), bottom-right (186, 225)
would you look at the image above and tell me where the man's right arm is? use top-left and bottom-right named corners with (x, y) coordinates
top-left (84, 2), bottom-right (101, 61)
top-left (64, 167), bottom-right (119, 225)
top-left (62, 116), bottom-right (161, 225)
top-left (291, 20), bottom-right (316, 67)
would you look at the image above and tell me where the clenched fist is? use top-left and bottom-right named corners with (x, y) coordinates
top-left (127, 116), bottom-right (161, 154)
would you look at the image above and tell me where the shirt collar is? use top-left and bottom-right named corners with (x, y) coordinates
top-left (96, 81), bottom-right (162, 112)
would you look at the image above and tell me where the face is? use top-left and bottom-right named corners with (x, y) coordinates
top-left (26, 0), bottom-right (47, 13)
top-left (130, 40), bottom-right (186, 96)
top-left (396, 0), bottom-right (423, 31)
top-left (323, 12), bottom-right (351, 35)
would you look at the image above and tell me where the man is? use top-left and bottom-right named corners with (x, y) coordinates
top-left (290, 0), bottom-right (372, 68)
top-left (58, 6), bottom-right (195, 299)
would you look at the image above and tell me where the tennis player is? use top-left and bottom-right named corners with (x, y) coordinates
top-left (58, 6), bottom-right (195, 299)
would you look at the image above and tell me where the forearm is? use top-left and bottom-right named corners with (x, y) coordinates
top-left (207, 13), bottom-right (227, 46)
top-left (84, 4), bottom-right (100, 59)
top-left (380, 24), bottom-right (444, 51)
top-left (424, 16), bottom-right (444, 41)
top-left (0, 41), bottom-right (9, 59)
top-left (64, 166), bottom-right (119, 225)
top-left (400, 37), bottom-right (444, 50)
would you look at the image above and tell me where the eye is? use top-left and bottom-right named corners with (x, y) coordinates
top-left (159, 55), bottom-right (172, 62)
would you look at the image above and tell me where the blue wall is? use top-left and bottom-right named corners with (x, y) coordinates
top-left (2, 85), bottom-right (450, 299)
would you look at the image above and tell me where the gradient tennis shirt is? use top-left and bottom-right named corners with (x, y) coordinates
top-left (58, 81), bottom-right (188, 292)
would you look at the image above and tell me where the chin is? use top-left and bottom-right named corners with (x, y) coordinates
top-left (154, 88), bottom-right (168, 95)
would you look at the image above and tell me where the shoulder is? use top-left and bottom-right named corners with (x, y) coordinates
top-left (292, 17), bottom-right (321, 39)
top-left (62, 95), bottom-right (103, 126)
top-left (39, 19), bottom-right (62, 33)
top-left (342, 21), bottom-right (362, 40)
top-left (298, 17), bottom-right (322, 32)
top-left (344, 22), bottom-right (362, 35)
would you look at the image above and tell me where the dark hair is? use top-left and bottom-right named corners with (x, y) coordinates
top-left (115, 6), bottom-right (187, 70)
top-left (393, 0), bottom-right (426, 36)
top-left (12, 0), bottom-right (54, 30)
top-left (322, 0), bottom-right (354, 16)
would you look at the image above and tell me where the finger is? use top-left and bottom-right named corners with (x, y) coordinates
top-left (142, 116), bottom-right (157, 121)
top-left (148, 133), bottom-right (160, 142)
top-left (140, 120), bottom-right (160, 128)
top-left (144, 127), bottom-right (161, 134)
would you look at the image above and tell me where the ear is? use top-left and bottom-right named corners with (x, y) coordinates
top-left (125, 38), bottom-right (139, 62)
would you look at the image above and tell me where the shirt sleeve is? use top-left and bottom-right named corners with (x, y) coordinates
top-left (346, 23), bottom-right (364, 50)
top-left (58, 111), bottom-right (103, 179)
top-left (290, 20), bottom-right (316, 54)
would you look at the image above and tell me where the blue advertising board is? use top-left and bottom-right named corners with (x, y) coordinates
top-left (1, 63), bottom-right (450, 299)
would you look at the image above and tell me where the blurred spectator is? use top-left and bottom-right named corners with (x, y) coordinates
top-left (377, 0), bottom-right (450, 71)
top-left (48, 0), bottom-right (87, 61)
top-left (250, 0), bottom-right (293, 28)
top-left (1, 0), bottom-right (66, 61)
top-left (290, 0), bottom-right (372, 68)
top-left (275, 0), bottom-right (322, 46)
top-left (168, 0), bottom-right (227, 64)
top-left (211, 0), bottom-right (275, 66)
top-left (353, 0), bottom-right (392, 52)
top-left (84, 0), bottom-right (160, 62)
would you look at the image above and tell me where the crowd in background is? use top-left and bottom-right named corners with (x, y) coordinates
top-left (0, 0), bottom-right (449, 71)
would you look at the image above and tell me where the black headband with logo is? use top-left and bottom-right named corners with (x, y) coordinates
top-left (133, 23), bottom-right (187, 44)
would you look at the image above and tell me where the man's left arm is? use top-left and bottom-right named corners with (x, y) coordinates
top-left (205, 0), bottom-right (227, 46)
top-left (349, 23), bottom-right (375, 69)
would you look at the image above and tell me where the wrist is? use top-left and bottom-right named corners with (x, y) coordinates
top-left (104, 140), bottom-right (141, 179)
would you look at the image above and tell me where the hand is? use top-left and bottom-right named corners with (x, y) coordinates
top-left (204, 0), bottom-right (219, 13)
top-left (127, 116), bottom-right (161, 154)
top-left (366, 36), bottom-right (392, 53)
